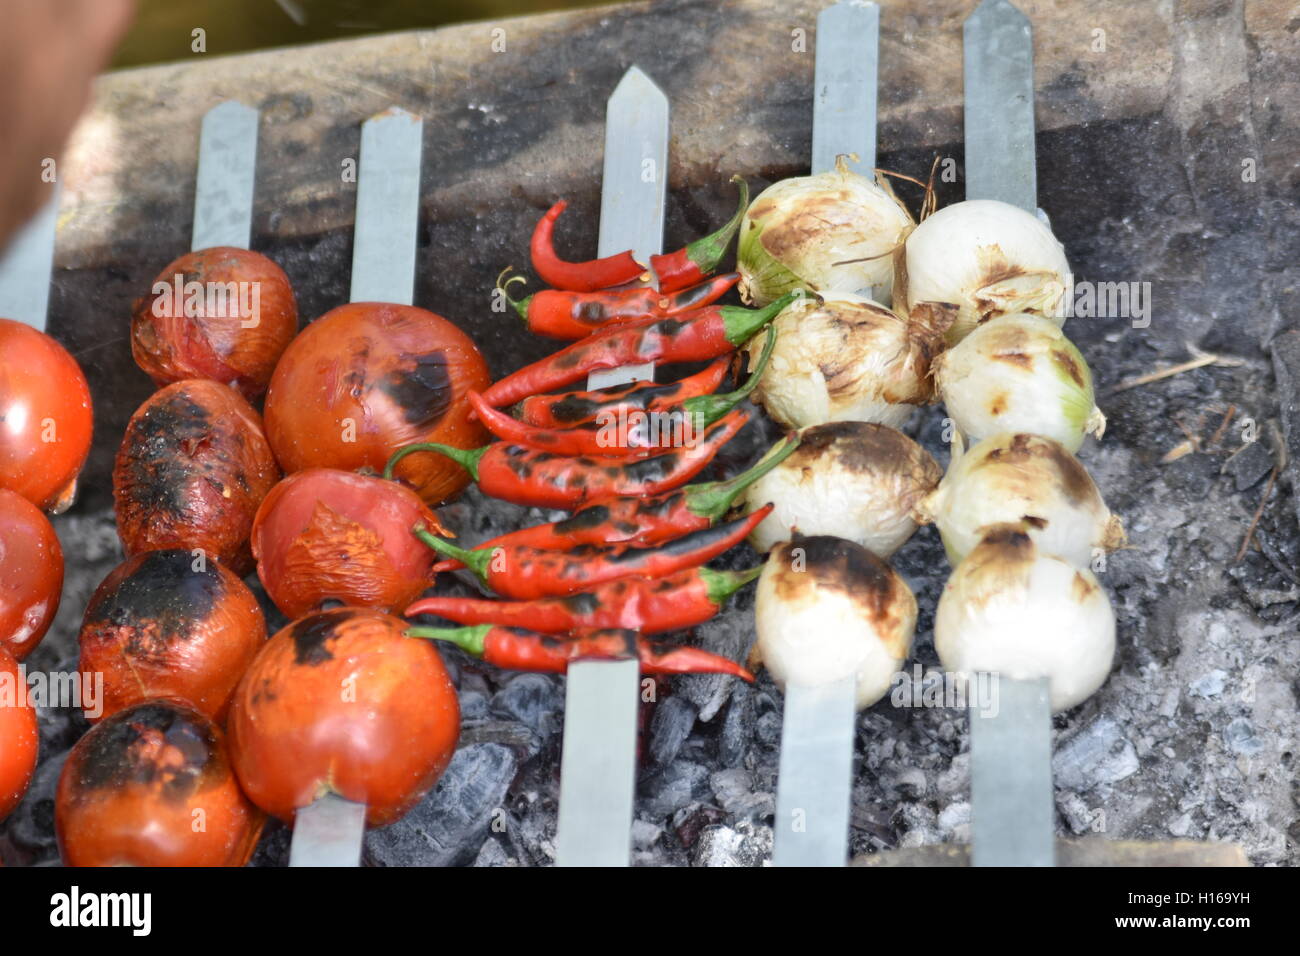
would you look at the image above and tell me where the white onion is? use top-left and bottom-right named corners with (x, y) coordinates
top-left (755, 536), bottom-right (917, 710)
top-left (916, 432), bottom-right (1125, 568)
top-left (934, 524), bottom-right (1116, 713)
top-left (934, 312), bottom-right (1105, 452)
top-left (899, 199), bottom-right (1072, 344)
top-left (744, 421), bottom-right (940, 556)
top-left (737, 156), bottom-right (913, 306)
top-left (742, 291), bottom-right (944, 430)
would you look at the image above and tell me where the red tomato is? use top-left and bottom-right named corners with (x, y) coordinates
top-left (0, 488), bottom-right (63, 660)
top-left (56, 698), bottom-right (264, 866)
top-left (0, 644), bottom-right (38, 821)
top-left (113, 379), bottom-right (280, 575)
top-left (131, 246), bottom-right (298, 401)
top-left (227, 606), bottom-right (460, 826)
top-left (263, 302), bottom-right (490, 505)
top-left (251, 468), bottom-right (450, 620)
top-left (78, 550), bottom-right (266, 723)
top-left (0, 318), bottom-right (93, 512)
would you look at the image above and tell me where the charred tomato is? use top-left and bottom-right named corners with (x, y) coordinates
top-left (113, 379), bottom-right (280, 575)
top-left (0, 317), bottom-right (93, 512)
top-left (251, 468), bottom-right (449, 619)
top-left (227, 606), bottom-right (459, 826)
top-left (0, 488), bottom-right (63, 660)
top-left (78, 550), bottom-right (266, 723)
top-left (0, 644), bottom-right (38, 821)
top-left (131, 246), bottom-right (298, 401)
top-left (263, 302), bottom-right (490, 505)
top-left (55, 698), bottom-right (264, 866)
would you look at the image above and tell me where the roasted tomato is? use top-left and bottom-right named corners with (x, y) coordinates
top-left (78, 550), bottom-right (266, 723)
top-left (0, 488), bottom-right (63, 660)
top-left (251, 468), bottom-right (449, 620)
top-left (56, 699), bottom-right (264, 866)
top-left (0, 317), bottom-right (94, 512)
top-left (263, 302), bottom-right (490, 505)
top-left (0, 644), bottom-right (38, 821)
top-left (113, 379), bottom-right (279, 575)
top-left (131, 246), bottom-right (298, 401)
top-left (227, 607), bottom-right (459, 826)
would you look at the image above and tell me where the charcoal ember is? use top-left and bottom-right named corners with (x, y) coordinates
top-left (649, 694), bottom-right (697, 766)
top-left (709, 767), bottom-right (774, 820)
top-left (719, 684), bottom-right (752, 767)
top-left (673, 592), bottom-right (759, 721)
top-left (249, 819), bottom-right (291, 866)
top-left (639, 759), bottom-right (710, 818)
top-left (630, 818), bottom-right (663, 850)
top-left (459, 688), bottom-right (491, 721)
top-left (671, 803), bottom-right (726, 849)
top-left (457, 720), bottom-right (542, 760)
top-left (6, 746), bottom-right (70, 860)
top-left (472, 836), bottom-right (515, 867)
top-left (691, 819), bottom-right (773, 867)
top-left (366, 743), bottom-right (517, 867)
top-left (1224, 438), bottom-right (1274, 491)
top-left (1052, 716), bottom-right (1140, 790)
top-left (490, 673), bottom-right (564, 738)
top-left (1271, 330), bottom-right (1300, 527)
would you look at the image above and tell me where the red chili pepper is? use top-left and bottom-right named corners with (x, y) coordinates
top-left (412, 505), bottom-right (772, 600)
top-left (479, 291), bottom-right (799, 408)
top-left (406, 624), bottom-right (754, 681)
top-left (385, 408), bottom-right (749, 510)
top-left (430, 435), bottom-right (798, 571)
top-left (500, 270), bottom-right (740, 340)
top-left (467, 330), bottom-right (774, 457)
top-left (406, 564), bottom-right (760, 635)
top-left (649, 176), bottom-right (749, 294)
top-left (530, 200), bottom-right (647, 291)
top-left (515, 356), bottom-right (731, 429)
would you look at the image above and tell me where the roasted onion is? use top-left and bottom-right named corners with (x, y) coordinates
top-left (0, 644), bottom-right (38, 822)
top-left (113, 379), bottom-right (280, 575)
top-left (263, 302), bottom-right (491, 505)
top-left (744, 421), bottom-right (941, 557)
top-left (251, 468), bottom-right (449, 619)
top-left (131, 246), bottom-right (298, 400)
top-left (78, 550), bottom-right (266, 723)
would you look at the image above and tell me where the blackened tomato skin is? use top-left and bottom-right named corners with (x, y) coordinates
top-left (131, 247), bottom-right (298, 401)
top-left (113, 379), bottom-right (280, 575)
top-left (0, 644), bottom-right (38, 822)
top-left (251, 468), bottom-right (448, 619)
top-left (0, 318), bottom-right (93, 512)
top-left (55, 699), bottom-right (264, 866)
top-left (227, 606), bottom-right (460, 826)
top-left (0, 488), bottom-right (63, 660)
top-left (263, 302), bottom-right (491, 505)
top-left (78, 550), bottom-right (266, 723)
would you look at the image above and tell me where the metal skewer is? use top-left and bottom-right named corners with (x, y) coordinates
top-left (772, 0), bottom-right (880, 868)
top-left (962, 0), bottom-right (1055, 868)
top-left (288, 106), bottom-right (424, 867)
top-left (0, 189), bottom-right (59, 330)
top-left (554, 66), bottom-right (668, 867)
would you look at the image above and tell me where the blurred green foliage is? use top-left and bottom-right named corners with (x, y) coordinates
top-left (111, 0), bottom-right (612, 67)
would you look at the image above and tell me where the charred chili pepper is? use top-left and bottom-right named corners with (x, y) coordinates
top-left (501, 270), bottom-right (740, 340)
top-left (515, 356), bottom-right (731, 429)
top-left (530, 200), bottom-right (647, 291)
top-left (430, 435), bottom-right (798, 571)
top-left (385, 408), bottom-right (749, 510)
top-left (406, 624), bottom-right (755, 680)
top-left (467, 330), bottom-right (774, 457)
top-left (406, 564), bottom-right (761, 635)
top-left (479, 291), bottom-right (799, 408)
top-left (649, 176), bottom-right (749, 294)
top-left (412, 505), bottom-right (772, 600)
